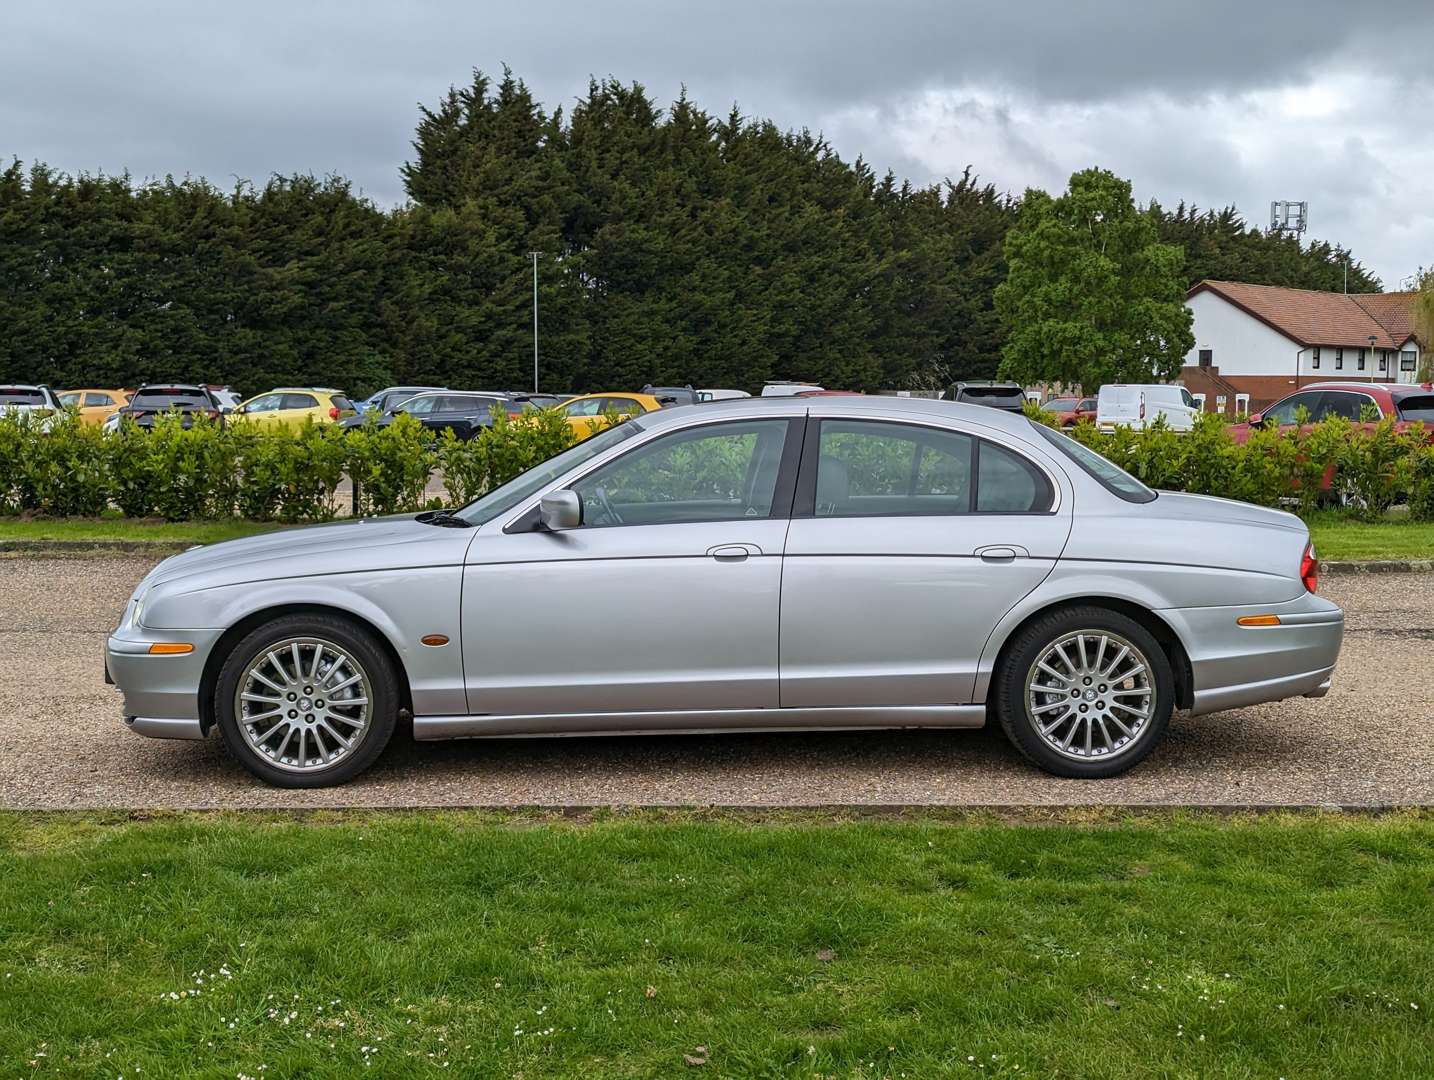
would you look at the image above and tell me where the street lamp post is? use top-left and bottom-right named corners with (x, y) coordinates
top-left (529, 251), bottom-right (541, 393)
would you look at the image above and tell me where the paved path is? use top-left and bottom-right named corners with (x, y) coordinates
top-left (2, 556), bottom-right (1429, 808)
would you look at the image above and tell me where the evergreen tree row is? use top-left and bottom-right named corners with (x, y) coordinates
top-left (0, 70), bottom-right (1380, 397)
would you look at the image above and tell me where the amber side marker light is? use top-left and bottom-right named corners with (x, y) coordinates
top-left (147, 642), bottom-right (194, 655)
top-left (1236, 615), bottom-right (1282, 628)
top-left (420, 634), bottom-right (450, 647)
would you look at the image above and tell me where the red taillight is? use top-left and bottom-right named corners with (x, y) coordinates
top-left (329, 406), bottom-right (339, 419)
top-left (132, 410), bottom-right (147, 419)
top-left (1300, 540), bottom-right (1318, 594)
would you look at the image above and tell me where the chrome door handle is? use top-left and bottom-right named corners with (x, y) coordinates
top-left (977, 546), bottom-right (1019, 563)
top-left (707, 544), bottom-right (758, 561)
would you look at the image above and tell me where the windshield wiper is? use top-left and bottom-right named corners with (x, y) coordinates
top-left (415, 510), bottom-right (474, 529)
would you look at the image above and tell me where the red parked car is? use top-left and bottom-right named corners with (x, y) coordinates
top-left (1043, 396), bottom-right (1097, 428)
top-left (1228, 382), bottom-right (1434, 444)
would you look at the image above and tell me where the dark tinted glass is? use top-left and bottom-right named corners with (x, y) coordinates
top-left (1395, 394), bottom-right (1434, 423)
top-left (1320, 392), bottom-right (1378, 421)
top-left (131, 388), bottom-right (209, 408)
top-left (282, 393), bottom-right (319, 409)
top-left (0, 388), bottom-right (46, 405)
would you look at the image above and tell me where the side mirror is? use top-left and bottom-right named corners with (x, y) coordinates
top-left (539, 490), bottom-right (583, 531)
top-left (1248, 412), bottom-right (1263, 426)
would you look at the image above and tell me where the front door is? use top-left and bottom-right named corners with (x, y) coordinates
top-left (461, 417), bottom-right (802, 722)
top-left (780, 417), bottom-right (1071, 707)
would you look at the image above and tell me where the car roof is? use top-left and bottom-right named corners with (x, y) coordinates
top-left (1293, 381), bottom-right (1422, 396)
top-left (635, 391), bottom-right (1037, 436)
top-left (0, 384), bottom-right (46, 390)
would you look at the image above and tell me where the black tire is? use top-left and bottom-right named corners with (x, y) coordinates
top-left (214, 613), bottom-right (399, 788)
top-left (993, 605), bottom-right (1174, 779)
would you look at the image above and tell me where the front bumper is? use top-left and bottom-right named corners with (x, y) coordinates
top-left (107, 626), bottom-right (223, 740)
top-left (1159, 592), bottom-right (1345, 716)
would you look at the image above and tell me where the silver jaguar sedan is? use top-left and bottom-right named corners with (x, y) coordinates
top-left (107, 396), bottom-right (1344, 788)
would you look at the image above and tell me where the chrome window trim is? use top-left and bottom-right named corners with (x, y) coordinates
top-left (802, 410), bottom-right (1067, 516)
top-left (495, 410), bottom-right (809, 533)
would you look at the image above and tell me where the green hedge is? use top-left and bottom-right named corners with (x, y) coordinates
top-left (2, 407), bottom-right (1430, 525)
top-left (1032, 408), bottom-right (1434, 522)
top-left (0, 410), bottom-right (575, 522)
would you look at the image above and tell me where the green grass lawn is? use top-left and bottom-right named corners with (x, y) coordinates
top-left (0, 517), bottom-right (283, 545)
top-left (1, 811), bottom-right (1430, 1078)
top-left (1307, 511), bottom-right (1434, 562)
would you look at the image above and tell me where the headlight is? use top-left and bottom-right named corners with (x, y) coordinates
top-left (127, 588), bottom-right (148, 629)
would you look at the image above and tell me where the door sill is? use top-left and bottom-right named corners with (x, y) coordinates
top-left (413, 704), bottom-right (985, 740)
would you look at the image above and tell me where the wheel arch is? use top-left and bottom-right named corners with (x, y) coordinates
top-left (197, 603), bottom-right (414, 736)
top-left (979, 596), bottom-right (1194, 714)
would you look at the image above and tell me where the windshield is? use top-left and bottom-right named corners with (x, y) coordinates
top-left (456, 420), bottom-right (645, 526)
top-left (1030, 422), bottom-right (1157, 503)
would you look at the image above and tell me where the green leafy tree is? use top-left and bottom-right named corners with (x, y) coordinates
top-left (995, 168), bottom-right (1194, 389)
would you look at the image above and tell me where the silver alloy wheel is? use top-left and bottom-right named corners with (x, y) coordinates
top-left (234, 637), bottom-right (372, 774)
top-left (1024, 630), bottom-right (1155, 761)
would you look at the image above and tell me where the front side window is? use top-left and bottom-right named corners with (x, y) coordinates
top-left (1263, 392), bottom-right (1321, 425)
top-left (245, 394), bottom-right (283, 413)
top-left (399, 395), bottom-right (440, 416)
top-left (564, 397), bottom-right (606, 417)
top-left (572, 420), bottom-right (791, 527)
top-left (59, 392), bottom-right (81, 407)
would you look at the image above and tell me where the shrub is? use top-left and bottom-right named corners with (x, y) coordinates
top-left (1408, 439), bottom-right (1434, 523)
top-left (344, 413), bottom-right (435, 517)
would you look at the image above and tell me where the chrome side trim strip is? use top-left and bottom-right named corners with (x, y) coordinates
top-left (125, 715), bottom-right (207, 741)
top-left (413, 704), bottom-right (986, 740)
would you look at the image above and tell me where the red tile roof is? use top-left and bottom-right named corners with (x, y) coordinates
top-left (1188, 280), bottom-right (1420, 350)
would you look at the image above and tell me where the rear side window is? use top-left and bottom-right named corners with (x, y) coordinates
top-left (85, 392), bottom-right (115, 407)
top-left (1396, 394), bottom-right (1434, 423)
top-left (282, 393), bottom-right (319, 409)
top-left (810, 420), bottom-right (1052, 517)
top-left (960, 386), bottom-right (1026, 405)
top-left (1031, 422), bottom-right (1156, 503)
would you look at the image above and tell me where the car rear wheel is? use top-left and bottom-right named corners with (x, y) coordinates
top-left (214, 614), bottom-right (398, 788)
top-left (993, 606), bottom-right (1174, 778)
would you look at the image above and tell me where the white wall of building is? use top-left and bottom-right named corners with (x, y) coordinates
top-left (1185, 291), bottom-right (1301, 376)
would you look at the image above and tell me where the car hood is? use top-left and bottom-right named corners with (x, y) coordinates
top-left (142, 516), bottom-right (473, 591)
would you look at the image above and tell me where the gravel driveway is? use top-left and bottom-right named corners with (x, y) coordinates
top-left (2, 554), bottom-right (1430, 809)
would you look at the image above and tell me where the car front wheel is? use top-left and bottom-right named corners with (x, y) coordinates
top-left (993, 606), bottom-right (1174, 778)
top-left (214, 614), bottom-right (398, 788)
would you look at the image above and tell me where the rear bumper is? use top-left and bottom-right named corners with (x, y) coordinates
top-left (1160, 592), bottom-right (1345, 717)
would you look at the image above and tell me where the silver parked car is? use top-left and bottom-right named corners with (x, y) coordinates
top-left (107, 397), bottom-right (1344, 788)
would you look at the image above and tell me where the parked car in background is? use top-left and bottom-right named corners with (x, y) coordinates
top-left (104, 384), bottom-right (226, 431)
top-left (354, 385), bottom-right (446, 415)
top-left (232, 388), bottom-right (357, 430)
top-left (761, 381), bottom-right (823, 396)
top-left (1096, 384), bottom-right (1198, 433)
top-left (0, 384), bottom-right (62, 429)
top-left (208, 386), bottom-right (243, 413)
top-left (58, 388), bottom-right (130, 425)
top-left (641, 385), bottom-right (699, 406)
top-left (1227, 382), bottom-right (1434, 444)
top-left (109, 396), bottom-right (1343, 788)
top-left (519, 393), bottom-right (564, 410)
top-left (339, 390), bottom-right (540, 439)
top-left (794, 390), bottom-right (864, 397)
top-left (1043, 396), bottom-right (1097, 428)
top-left (943, 381), bottom-right (1028, 413)
top-left (696, 388), bottom-right (751, 401)
top-left (556, 392), bottom-right (665, 440)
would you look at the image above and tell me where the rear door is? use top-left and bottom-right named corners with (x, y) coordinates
top-left (780, 416), bottom-right (1071, 707)
top-left (278, 392), bottom-right (320, 429)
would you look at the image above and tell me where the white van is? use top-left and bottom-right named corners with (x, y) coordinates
top-left (761, 382), bottom-right (824, 397)
top-left (1095, 384), bottom-right (1199, 432)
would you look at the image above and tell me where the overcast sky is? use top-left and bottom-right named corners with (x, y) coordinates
top-left (5, 0), bottom-right (1432, 288)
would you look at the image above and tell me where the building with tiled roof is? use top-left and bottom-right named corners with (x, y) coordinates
top-left (1182, 280), bottom-right (1424, 413)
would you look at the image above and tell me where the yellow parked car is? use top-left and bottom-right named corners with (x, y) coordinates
top-left (233, 388), bottom-right (357, 430)
top-left (58, 388), bottom-right (130, 425)
top-left (558, 392), bottom-right (664, 441)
